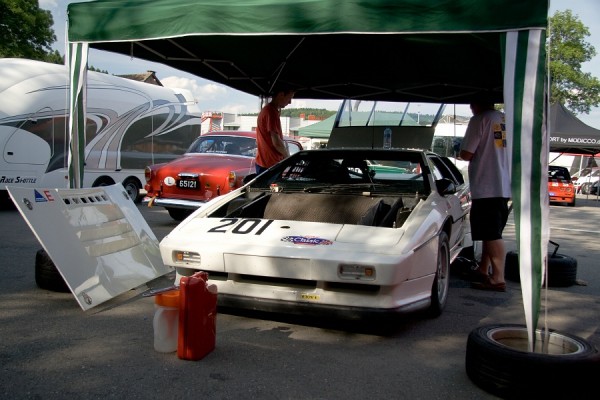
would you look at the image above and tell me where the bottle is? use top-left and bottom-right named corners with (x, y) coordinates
top-left (383, 127), bottom-right (392, 149)
top-left (153, 290), bottom-right (180, 353)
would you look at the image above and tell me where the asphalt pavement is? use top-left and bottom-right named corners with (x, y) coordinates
top-left (1, 194), bottom-right (599, 399)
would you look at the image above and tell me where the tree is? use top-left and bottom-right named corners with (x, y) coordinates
top-left (1, 1), bottom-right (63, 65)
top-left (548, 10), bottom-right (600, 115)
top-left (1, 0), bottom-right (57, 60)
top-left (0, 0), bottom-right (56, 61)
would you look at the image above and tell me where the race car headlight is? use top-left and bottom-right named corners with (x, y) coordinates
top-left (338, 264), bottom-right (376, 280)
top-left (173, 250), bottom-right (201, 266)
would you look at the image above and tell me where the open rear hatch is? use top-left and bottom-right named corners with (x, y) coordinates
top-left (8, 184), bottom-right (170, 310)
top-left (328, 100), bottom-right (444, 149)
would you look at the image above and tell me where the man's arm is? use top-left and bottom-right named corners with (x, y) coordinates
top-left (270, 131), bottom-right (290, 157)
top-left (459, 149), bottom-right (473, 161)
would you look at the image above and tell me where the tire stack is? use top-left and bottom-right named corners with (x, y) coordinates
top-left (504, 250), bottom-right (577, 287)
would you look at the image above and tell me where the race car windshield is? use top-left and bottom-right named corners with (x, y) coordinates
top-left (186, 136), bottom-right (256, 157)
top-left (251, 150), bottom-right (428, 194)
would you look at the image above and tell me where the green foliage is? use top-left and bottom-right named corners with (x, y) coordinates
top-left (241, 108), bottom-right (337, 119)
top-left (280, 108), bottom-right (337, 119)
top-left (548, 10), bottom-right (600, 114)
top-left (88, 65), bottom-right (109, 74)
top-left (0, 0), bottom-right (56, 60)
top-left (44, 50), bottom-right (64, 64)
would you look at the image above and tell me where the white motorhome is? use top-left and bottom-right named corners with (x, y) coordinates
top-left (0, 58), bottom-right (202, 204)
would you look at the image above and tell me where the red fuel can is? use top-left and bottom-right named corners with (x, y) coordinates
top-left (177, 271), bottom-right (218, 360)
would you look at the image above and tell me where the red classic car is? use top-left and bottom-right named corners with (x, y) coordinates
top-left (144, 131), bottom-right (303, 220)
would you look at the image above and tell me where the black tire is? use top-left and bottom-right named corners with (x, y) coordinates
top-left (466, 324), bottom-right (600, 398)
top-left (580, 182), bottom-right (592, 194)
top-left (504, 250), bottom-right (577, 287)
top-left (504, 251), bottom-right (520, 282)
top-left (35, 249), bottom-right (70, 293)
top-left (167, 207), bottom-right (193, 221)
top-left (568, 197), bottom-right (576, 207)
top-left (92, 177), bottom-right (115, 187)
top-left (428, 231), bottom-right (449, 317)
top-left (122, 177), bottom-right (143, 203)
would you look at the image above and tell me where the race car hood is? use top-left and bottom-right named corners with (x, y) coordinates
top-left (7, 185), bottom-right (170, 311)
top-left (160, 215), bottom-right (406, 268)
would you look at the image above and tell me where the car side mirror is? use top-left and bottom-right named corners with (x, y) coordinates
top-left (436, 178), bottom-right (457, 195)
top-left (243, 173), bottom-right (257, 184)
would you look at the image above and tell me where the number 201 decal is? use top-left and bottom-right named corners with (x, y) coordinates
top-left (208, 218), bottom-right (274, 235)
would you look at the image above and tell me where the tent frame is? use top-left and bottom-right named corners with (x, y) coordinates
top-left (66, 0), bottom-right (550, 351)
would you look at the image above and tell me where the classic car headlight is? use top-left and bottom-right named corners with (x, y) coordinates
top-left (338, 264), bottom-right (376, 280)
top-left (173, 250), bottom-right (201, 266)
top-left (144, 166), bottom-right (152, 182)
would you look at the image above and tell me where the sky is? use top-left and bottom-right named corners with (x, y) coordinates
top-left (41, 0), bottom-right (600, 126)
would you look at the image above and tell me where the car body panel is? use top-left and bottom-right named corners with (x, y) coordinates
top-left (7, 184), bottom-right (170, 310)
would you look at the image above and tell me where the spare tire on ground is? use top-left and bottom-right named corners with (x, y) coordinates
top-left (466, 324), bottom-right (600, 398)
top-left (35, 249), bottom-right (70, 293)
top-left (504, 249), bottom-right (577, 287)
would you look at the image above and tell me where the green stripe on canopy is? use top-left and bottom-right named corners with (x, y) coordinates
top-left (68, 42), bottom-right (88, 189)
top-left (503, 29), bottom-right (549, 351)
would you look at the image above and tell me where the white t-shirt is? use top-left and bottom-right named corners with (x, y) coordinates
top-left (460, 109), bottom-right (511, 199)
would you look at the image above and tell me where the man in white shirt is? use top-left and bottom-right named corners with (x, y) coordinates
top-left (460, 97), bottom-right (511, 292)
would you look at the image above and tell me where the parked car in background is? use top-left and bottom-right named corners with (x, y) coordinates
top-left (144, 131), bottom-right (302, 220)
top-left (572, 167), bottom-right (600, 194)
top-left (548, 166), bottom-right (575, 207)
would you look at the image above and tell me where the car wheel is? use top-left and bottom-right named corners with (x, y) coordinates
top-left (504, 250), bottom-right (577, 287)
top-left (167, 208), bottom-right (193, 221)
top-left (428, 231), bottom-right (449, 317)
top-left (92, 177), bottom-right (115, 187)
top-left (568, 198), bottom-right (576, 207)
top-left (35, 249), bottom-right (70, 293)
top-left (580, 182), bottom-right (592, 194)
top-left (466, 324), bottom-right (600, 398)
top-left (122, 177), bottom-right (143, 203)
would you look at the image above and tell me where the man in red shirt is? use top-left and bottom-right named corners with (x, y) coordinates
top-left (255, 87), bottom-right (295, 174)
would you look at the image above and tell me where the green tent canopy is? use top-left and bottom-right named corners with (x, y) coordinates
top-left (298, 115), bottom-right (336, 139)
top-left (67, 0), bottom-right (550, 349)
top-left (67, 0), bottom-right (548, 103)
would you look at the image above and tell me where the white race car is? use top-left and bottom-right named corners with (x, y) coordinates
top-left (161, 146), bottom-right (471, 319)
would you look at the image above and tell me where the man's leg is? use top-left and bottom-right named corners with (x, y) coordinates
top-left (483, 239), bottom-right (506, 285)
top-left (476, 253), bottom-right (491, 277)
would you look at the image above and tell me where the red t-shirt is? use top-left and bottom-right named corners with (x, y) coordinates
top-left (256, 103), bottom-right (284, 168)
